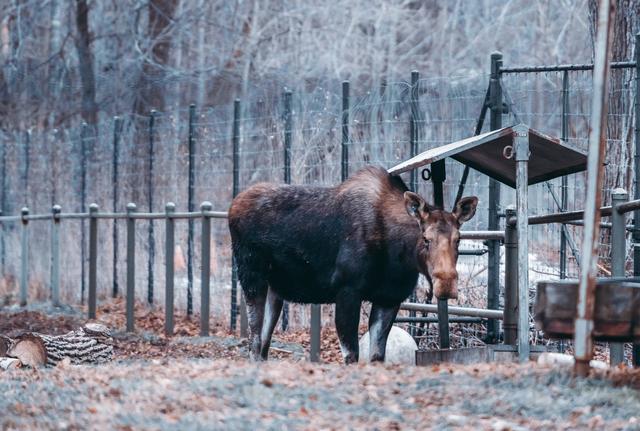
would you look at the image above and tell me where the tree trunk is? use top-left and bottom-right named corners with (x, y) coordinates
top-left (75, 0), bottom-right (98, 125)
top-left (133, 0), bottom-right (178, 115)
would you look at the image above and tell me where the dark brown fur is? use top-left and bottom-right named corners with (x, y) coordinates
top-left (228, 165), bottom-right (477, 363)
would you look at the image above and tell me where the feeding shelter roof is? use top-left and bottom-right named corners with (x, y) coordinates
top-left (387, 124), bottom-right (588, 188)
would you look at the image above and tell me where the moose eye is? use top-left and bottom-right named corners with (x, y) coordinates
top-left (424, 239), bottom-right (431, 249)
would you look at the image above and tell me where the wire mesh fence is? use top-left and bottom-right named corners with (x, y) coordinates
top-left (0, 60), bottom-right (637, 346)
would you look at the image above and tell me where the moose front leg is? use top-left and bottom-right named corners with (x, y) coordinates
top-left (334, 291), bottom-right (361, 364)
top-left (368, 303), bottom-right (400, 362)
top-left (259, 288), bottom-right (283, 360)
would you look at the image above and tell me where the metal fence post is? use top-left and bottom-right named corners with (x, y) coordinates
top-left (633, 32), bottom-right (640, 368)
top-left (574, 0), bottom-right (615, 376)
top-left (437, 296), bottom-right (450, 349)
top-left (487, 52), bottom-right (503, 343)
top-left (112, 116), bottom-right (122, 298)
top-left (560, 71), bottom-right (570, 281)
top-left (88, 203), bottom-right (98, 319)
top-left (282, 90), bottom-right (292, 331)
top-left (0, 138), bottom-right (6, 272)
top-left (409, 71), bottom-right (420, 334)
top-left (165, 202), bottom-right (175, 336)
top-left (20, 207), bottom-right (29, 306)
top-left (342, 81), bottom-right (350, 181)
top-left (51, 205), bottom-right (61, 307)
top-left (231, 99), bottom-right (241, 332)
top-left (126, 203), bottom-right (136, 332)
top-left (80, 122), bottom-right (88, 305)
top-left (514, 125), bottom-right (530, 363)
top-left (147, 110), bottom-right (156, 305)
top-left (23, 130), bottom-right (30, 206)
top-left (187, 104), bottom-right (196, 316)
top-left (503, 207), bottom-right (518, 345)
top-left (200, 201), bottom-right (212, 336)
top-left (610, 188), bottom-right (628, 365)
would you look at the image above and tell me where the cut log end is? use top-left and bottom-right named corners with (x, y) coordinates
top-left (8, 333), bottom-right (48, 368)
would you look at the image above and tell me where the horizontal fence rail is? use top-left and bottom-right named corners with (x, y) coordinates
top-left (400, 302), bottom-right (504, 320)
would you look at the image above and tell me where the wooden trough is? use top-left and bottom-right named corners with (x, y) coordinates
top-left (535, 279), bottom-right (640, 342)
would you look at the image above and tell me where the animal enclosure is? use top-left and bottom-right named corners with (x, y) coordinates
top-left (1, 50), bottom-right (639, 354)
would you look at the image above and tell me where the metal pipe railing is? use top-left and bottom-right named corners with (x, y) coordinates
top-left (400, 302), bottom-right (504, 320)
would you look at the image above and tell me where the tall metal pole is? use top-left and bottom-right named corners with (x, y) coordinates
top-left (126, 203), bottom-right (136, 332)
top-left (574, 0), bottom-right (615, 377)
top-left (487, 52), bottom-right (503, 343)
top-left (80, 123), bottom-right (88, 305)
top-left (409, 71), bottom-right (419, 193)
top-left (187, 104), bottom-right (196, 316)
top-left (409, 71), bottom-right (420, 335)
top-left (282, 90), bottom-right (292, 331)
top-left (165, 203), bottom-right (175, 336)
top-left (632, 32), bottom-right (640, 368)
top-left (503, 207), bottom-right (518, 345)
top-left (610, 188), bottom-right (627, 365)
top-left (51, 205), bottom-right (61, 307)
top-left (23, 130), bottom-right (30, 207)
top-left (147, 110), bottom-right (156, 304)
top-left (20, 207), bottom-right (29, 307)
top-left (200, 201), bottom-right (212, 336)
top-left (112, 117), bottom-right (122, 298)
top-left (342, 81), bottom-right (350, 181)
top-left (231, 99), bottom-right (241, 332)
top-left (88, 203), bottom-right (98, 319)
top-left (0, 138), bottom-right (6, 272)
top-left (514, 125), bottom-right (530, 363)
top-left (560, 71), bottom-right (570, 280)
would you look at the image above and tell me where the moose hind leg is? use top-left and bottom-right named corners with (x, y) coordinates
top-left (334, 292), bottom-right (361, 364)
top-left (259, 288), bottom-right (283, 360)
top-left (241, 277), bottom-right (268, 361)
top-left (368, 304), bottom-right (400, 362)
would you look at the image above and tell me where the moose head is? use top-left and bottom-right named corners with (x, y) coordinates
top-left (404, 192), bottom-right (478, 300)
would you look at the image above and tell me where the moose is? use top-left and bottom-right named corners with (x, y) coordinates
top-left (228, 166), bottom-right (478, 363)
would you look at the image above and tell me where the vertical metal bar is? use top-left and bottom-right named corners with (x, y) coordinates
top-left (559, 71), bottom-right (570, 355)
top-left (574, 0), bottom-right (615, 376)
top-left (503, 207), bottom-right (518, 345)
top-left (112, 117), bottom-right (122, 298)
top-left (80, 123), bottom-right (88, 305)
top-left (409, 71), bottom-right (420, 334)
top-left (200, 202), bottom-right (212, 336)
top-left (126, 203), bottom-right (136, 332)
top-left (20, 207), bottom-right (29, 306)
top-left (51, 205), bottom-right (61, 307)
top-left (610, 188), bottom-right (627, 365)
top-left (0, 138), bottom-right (6, 273)
top-left (409, 71), bottom-right (419, 192)
top-left (632, 32), bottom-right (640, 368)
top-left (437, 297), bottom-right (450, 349)
top-left (231, 99), bottom-right (240, 332)
top-left (23, 130), bottom-right (30, 206)
top-left (342, 81), bottom-right (350, 181)
top-left (514, 125), bottom-right (530, 363)
top-left (147, 110), bottom-right (156, 304)
top-left (560, 71), bottom-right (570, 280)
top-left (88, 203), bottom-right (98, 319)
top-left (487, 52), bottom-right (503, 343)
top-left (310, 305), bottom-right (321, 362)
top-left (187, 104), bottom-right (196, 316)
top-left (282, 90), bottom-right (292, 331)
top-left (165, 203), bottom-right (175, 336)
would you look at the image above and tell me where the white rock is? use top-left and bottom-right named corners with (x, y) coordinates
top-left (537, 352), bottom-right (608, 369)
top-left (359, 326), bottom-right (417, 365)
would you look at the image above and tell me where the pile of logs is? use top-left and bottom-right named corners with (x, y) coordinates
top-left (0, 323), bottom-right (113, 369)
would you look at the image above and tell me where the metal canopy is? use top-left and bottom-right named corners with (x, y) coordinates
top-left (388, 124), bottom-right (587, 188)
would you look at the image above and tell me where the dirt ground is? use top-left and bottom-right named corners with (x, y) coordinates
top-left (2, 302), bottom-right (640, 430)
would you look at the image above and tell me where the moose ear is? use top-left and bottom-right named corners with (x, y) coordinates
top-left (454, 196), bottom-right (479, 224)
top-left (404, 191), bottom-right (429, 221)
